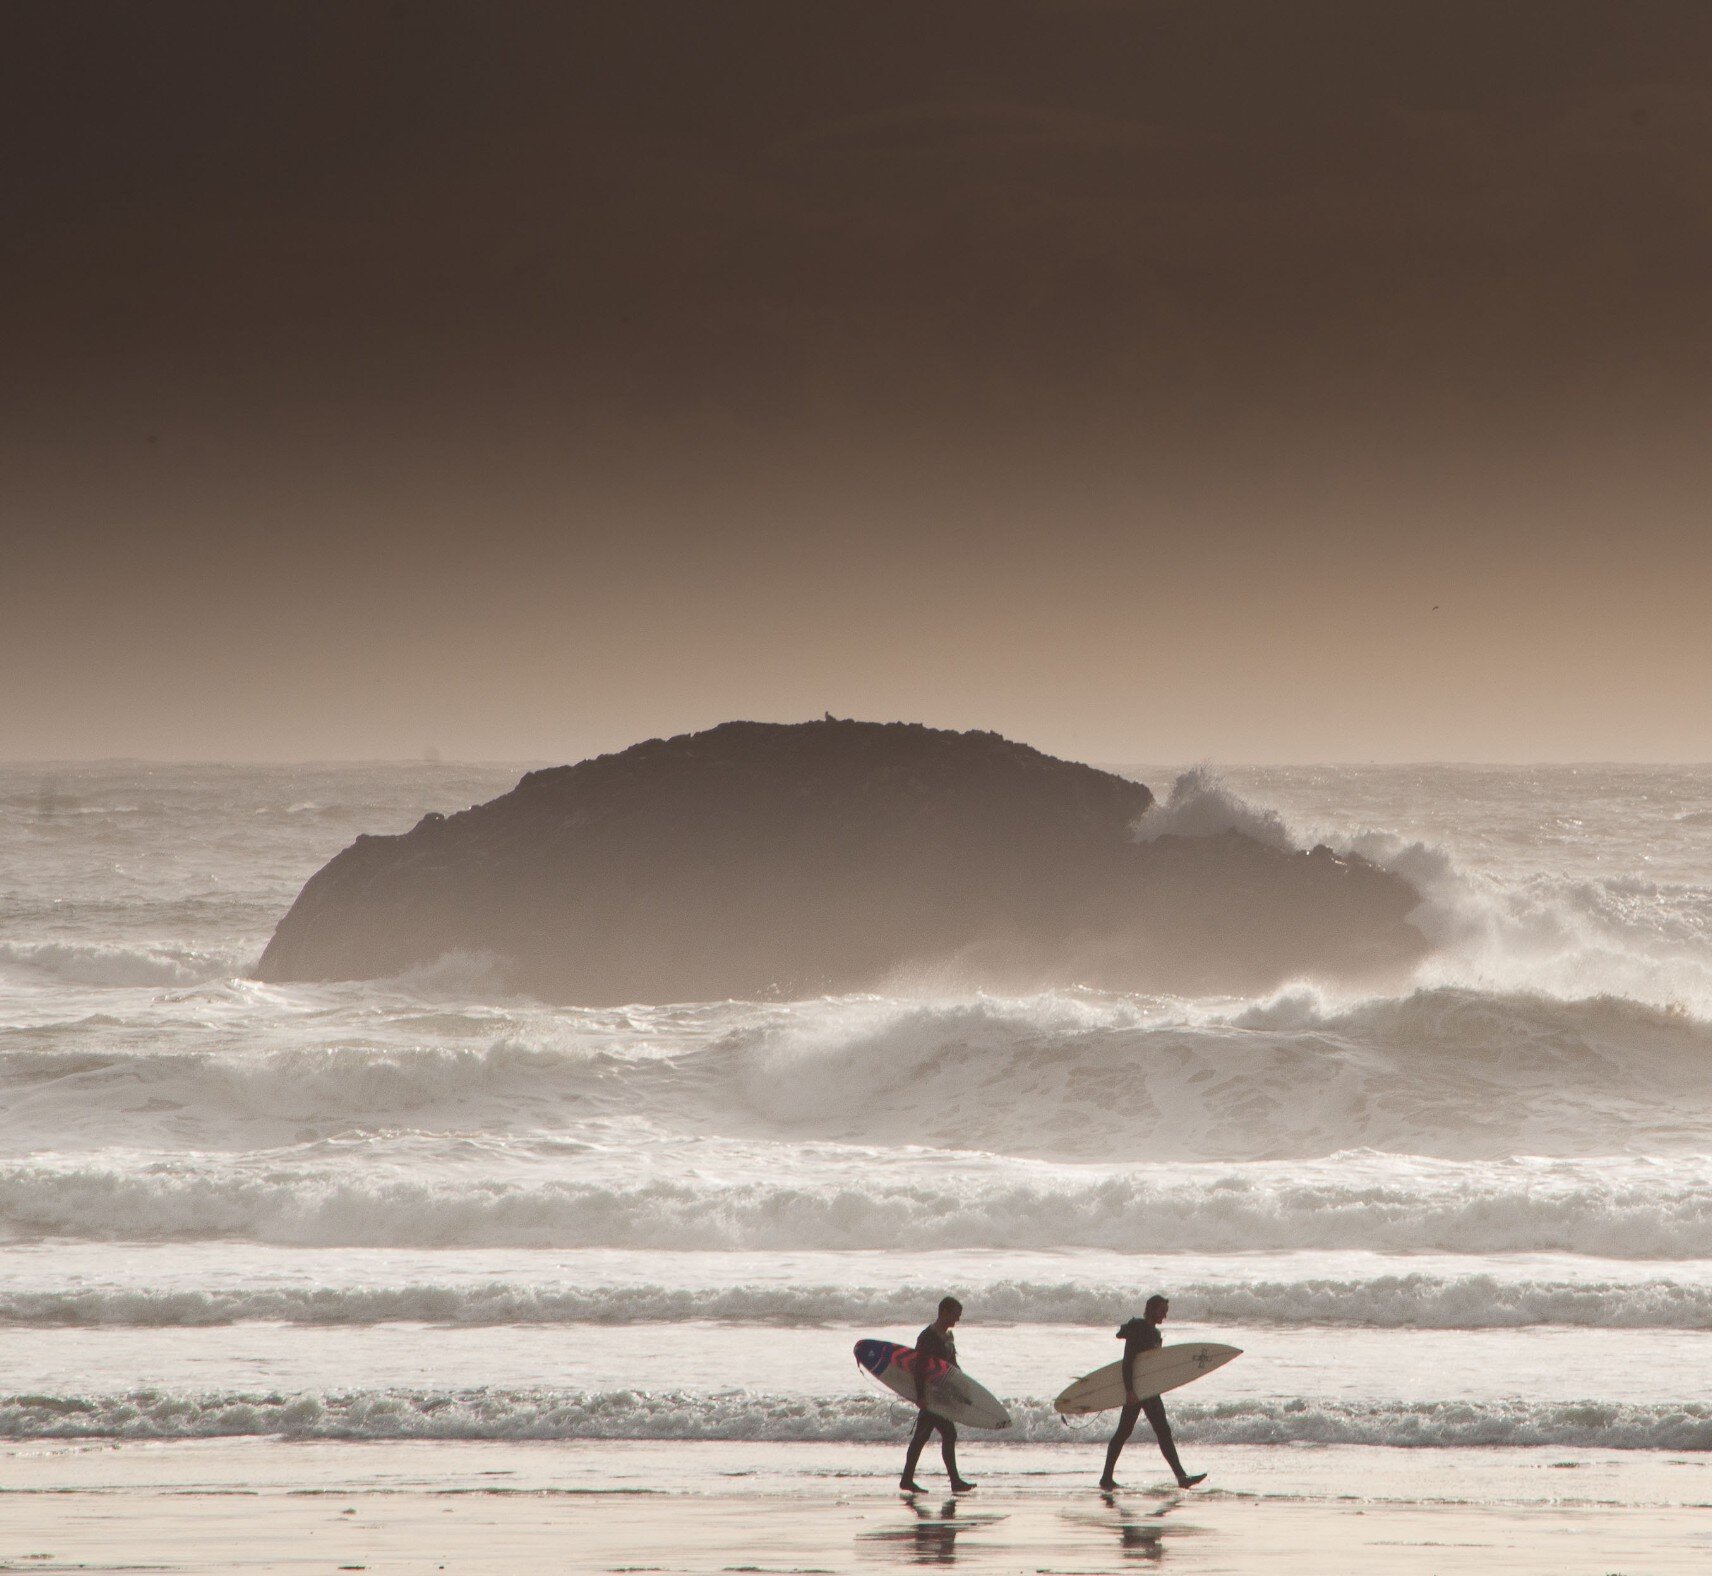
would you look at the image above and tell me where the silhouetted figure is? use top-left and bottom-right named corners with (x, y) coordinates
top-left (1100, 1295), bottom-right (1206, 1490)
top-left (900, 1296), bottom-right (975, 1493)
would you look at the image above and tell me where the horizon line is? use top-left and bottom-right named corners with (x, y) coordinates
top-left (5, 756), bottom-right (1711, 771)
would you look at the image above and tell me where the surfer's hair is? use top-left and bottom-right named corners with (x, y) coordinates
top-left (1144, 1294), bottom-right (1169, 1318)
top-left (938, 1296), bottom-right (963, 1318)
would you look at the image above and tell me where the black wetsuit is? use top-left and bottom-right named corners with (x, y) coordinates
top-left (1101, 1317), bottom-right (1190, 1486)
top-left (901, 1324), bottom-right (965, 1485)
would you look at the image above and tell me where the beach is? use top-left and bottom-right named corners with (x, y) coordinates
top-left (5, 1440), bottom-right (1711, 1573)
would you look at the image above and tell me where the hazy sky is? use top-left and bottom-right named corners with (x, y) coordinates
top-left (4, 2), bottom-right (1709, 763)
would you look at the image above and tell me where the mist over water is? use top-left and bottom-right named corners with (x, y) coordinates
top-left (2, 761), bottom-right (1711, 1456)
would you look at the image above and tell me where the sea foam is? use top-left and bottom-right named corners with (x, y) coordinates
top-left (6, 1154), bottom-right (1712, 1256)
top-left (4, 1274), bottom-right (1712, 1329)
top-left (1, 1388), bottom-right (1707, 1449)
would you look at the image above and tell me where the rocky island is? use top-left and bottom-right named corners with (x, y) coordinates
top-left (256, 720), bottom-right (1428, 1001)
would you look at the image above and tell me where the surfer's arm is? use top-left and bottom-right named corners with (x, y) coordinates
top-left (912, 1335), bottom-right (932, 1406)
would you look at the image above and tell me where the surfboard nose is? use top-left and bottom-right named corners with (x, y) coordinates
top-left (853, 1338), bottom-right (893, 1376)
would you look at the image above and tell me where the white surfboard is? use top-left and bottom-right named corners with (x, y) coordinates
top-left (1053, 1342), bottom-right (1241, 1416)
top-left (854, 1338), bottom-right (1012, 1429)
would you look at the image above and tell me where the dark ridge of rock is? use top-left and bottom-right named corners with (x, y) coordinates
top-left (255, 719), bottom-right (1428, 1002)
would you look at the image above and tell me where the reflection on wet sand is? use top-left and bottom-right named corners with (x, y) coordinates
top-left (857, 1496), bottom-right (1010, 1564)
top-left (1058, 1488), bottom-right (1190, 1563)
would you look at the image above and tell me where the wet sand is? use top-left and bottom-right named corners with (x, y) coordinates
top-left (4, 1440), bottom-right (1711, 1573)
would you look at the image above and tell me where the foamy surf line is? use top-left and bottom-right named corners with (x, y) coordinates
top-left (0, 939), bottom-right (248, 989)
top-left (7, 1276), bottom-right (1712, 1329)
top-left (8, 1164), bottom-right (1712, 1256)
top-left (4, 1390), bottom-right (1710, 1449)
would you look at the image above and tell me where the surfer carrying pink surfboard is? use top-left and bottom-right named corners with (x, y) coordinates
top-left (1100, 1295), bottom-right (1207, 1491)
top-left (900, 1296), bottom-right (976, 1493)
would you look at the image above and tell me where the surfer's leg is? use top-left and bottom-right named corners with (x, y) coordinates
top-left (1141, 1396), bottom-right (1201, 1487)
top-left (1101, 1400), bottom-right (1140, 1487)
top-left (939, 1418), bottom-right (974, 1490)
top-left (901, 1411), bottom-right (935, 1489)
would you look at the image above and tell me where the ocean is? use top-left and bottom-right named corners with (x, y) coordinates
top-left (4, 759), bottom-right (1712, 1508)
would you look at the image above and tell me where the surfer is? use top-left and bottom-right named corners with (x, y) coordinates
top-left (1100, 1294), bottom-right (1206, 1491)
top-left (900, 1296), bottom-right (975, 1493)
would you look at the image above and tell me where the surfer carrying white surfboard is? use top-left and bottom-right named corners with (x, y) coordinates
top-left (1100, 1295), bottom-right (1206, 1491)
top-left (900, 1296), bottom-right (976, 1493)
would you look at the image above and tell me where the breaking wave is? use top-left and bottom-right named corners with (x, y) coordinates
top-left (0, 940), bottom-right (240, 989)
top-left (6, 1274), bottom-right (1712, 1329)
top-left (4, 984), bottom-right (1710, 1161)
top-left (5, 1155), bottom-right (1712, 1256)
top-left (2, 1389), bottom-right (1709, 1449)
top-left (717, 986), bottom-right (1712, 1158)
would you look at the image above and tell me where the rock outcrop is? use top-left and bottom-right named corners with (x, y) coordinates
top-left (256, 720), bottom-right (1428, 1001)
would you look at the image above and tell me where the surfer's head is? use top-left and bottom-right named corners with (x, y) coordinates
top-left (1144, 1294), bottom-right (1170, 1322)
top-left (937, 1296), bottom-right (963, 1327)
